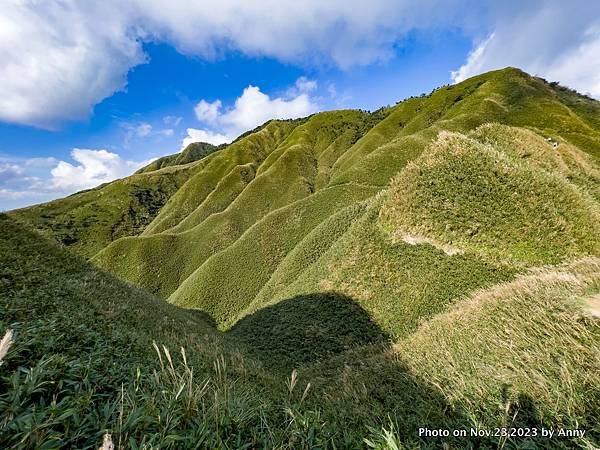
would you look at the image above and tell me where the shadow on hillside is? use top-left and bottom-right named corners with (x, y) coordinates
top-left (229, 291), bottom-right (554, 447)
top-left (187, 308), bottom-right (218, 328)
top-left (229, 292), bottom-right (390, 370)
top-left (305, 346), bottom-right (555, 448)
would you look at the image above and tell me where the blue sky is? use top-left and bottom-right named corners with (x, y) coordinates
top-left (1, 1), bottom-right (599, 210)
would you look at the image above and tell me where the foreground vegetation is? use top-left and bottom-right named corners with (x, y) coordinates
top-left (3, 68), bottom-right (600, 448)
top-left (2, 214), bottom-right (599, 448)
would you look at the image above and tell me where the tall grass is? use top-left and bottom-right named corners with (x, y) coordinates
top-left (0, 329), bottom-right (13, 365)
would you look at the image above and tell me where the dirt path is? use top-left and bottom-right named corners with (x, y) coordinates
top-left (586, 293), bottom-right (600, 318)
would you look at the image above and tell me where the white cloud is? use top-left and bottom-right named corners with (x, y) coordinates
top-left (50, 149), bottom-right (146, 191)
top-left (133, 0), bottom-right (438, 67)
top-left (0, 0), bottom-right (478, 128)
top-left (24, 157), bottom-right (59, 168)
top-left (181, 128), bottom-right (229, 148)
top-left (0, 1), bottom-right (145, 129)
top-left (452, 3), bottom-right (600, 98)
top-left (295, 77), bottom-right (318, 93)
top-left (186, 83), bottom-right (320, 148)
top-left (0, 150), bottom-right (151, 209)
top-left (163, 115), bottom-right (182, 126)
top-left (0, 160), bottom-right (56, 209)
top-left (0, 162), bottom-right (24, 179)
top-left (136, 123), bottom-right (152, 137)
top-left (159, 128), bottom-right (174, 137)
top-left (2, 1), bottom-right (600, 129)
top-left (194, 99), bottom-right (222, 123)
top-left (122, 121), bottom-right (154, 142)
top-left (219, 85), bottom-right (318, 133)
top-left (451, 33), bottom-right (495, 83)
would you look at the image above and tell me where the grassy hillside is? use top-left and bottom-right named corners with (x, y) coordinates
top-left (135, 141), bottom-right (224, 174)
top-left (302, 257), bottom-right (600, 449)
top-left (380, 130), bottom-right (600, 265)
top-left (87, 69), bottom-right (599, 313)
top-left (7, 161), bottom-right (202, 258)
top-left (92, 110), bottom-right (385, 299)
top-left (2, 215), bottom-right (599, 449)
top-left (4, 67), bottom-right (600, 448)
top-left (0, 214), bottom-right (254, 448)
top-left (5, 121), bottom-right (298, 259)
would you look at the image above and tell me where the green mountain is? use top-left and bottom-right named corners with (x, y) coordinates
top-left (3, 68), bottom-right (600, 448)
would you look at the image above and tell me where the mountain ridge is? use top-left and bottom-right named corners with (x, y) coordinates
top-left (3, 67), bottom-right (600, 448)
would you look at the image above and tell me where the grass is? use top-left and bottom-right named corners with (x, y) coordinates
top-left (230, 292), bottom-right (390, 371)
top-left (256, 196), bottom-right (517, 339)
top-left (169, 183), bottom-right (380, 326)
top-left (6, 213), bottom-right (598, 448)
top-left (135, 141), bottom-right (225, 174)
top-left (91, 111), bottom-right (387, 300)
top-left (89, 68), bottom-right (600, 321)
top-left (7, 162), bottom-right (202, 258)
top-left (0, 214), bottom-right (347, 448)
top-left (0, 214), bottom-right (525, 448)
top-left (299, 258), bottom-right (600, 449)
top-left (396, 258), bottom-right (600, 448)
top-left (379, 130), bottom-right (600, 265)
top-left (4, 67), bottom-right (600, 448)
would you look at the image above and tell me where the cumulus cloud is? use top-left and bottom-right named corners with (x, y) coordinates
top-left (133, 0), bottom-right (446, 67)
top-left (216, 85), bottom-right (318, 133)
top-left (186, 81), bottom-right (320, 147)
top-left (194, 99), bottom-right (222, 123)
top-left (50, 149), bottom-right (147, 191)
top-left (0, 1), bottom-right (145, 128)
top-left (0, 0), bottom-right (471, 128)
top-left (0, 150), bottom-right (151, 209)
top-left (2, 0), bottom-right (600, 129)
top-left (451, 2), bottom-right (600, 98)
top-left (181, 128), bottom-right (230, 148)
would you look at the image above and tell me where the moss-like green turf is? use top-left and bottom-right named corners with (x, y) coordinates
top-left (4, 68), bottom-right (600, 448)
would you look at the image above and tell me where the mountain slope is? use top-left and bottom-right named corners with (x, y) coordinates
top-left (88, 68), bottom-right (600, 337)
top-left (7, 150), bottom-right (205, 258)
top-left (3, 214), bottom-right (599, 448)
top-left (135, 141), bottom-right (224, 174)
top-left (12, 68), bottom-right (600, 335)
top-left (3, 67), bottom-right (600, 448)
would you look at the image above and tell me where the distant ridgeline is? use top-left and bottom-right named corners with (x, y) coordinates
top-left (3, 67), bottom-right (600, 448)
top-left (135, 141), bottom-right (227, 174)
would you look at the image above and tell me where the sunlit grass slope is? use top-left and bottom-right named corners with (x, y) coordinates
top-left (4, 63), bottom-right (600, 448)
top-left (86, 69), bottom-right (599, 320)
top-left (246, 194), bottom-right (517, 339)
top-left (380, 130), bottom-right (600, 265)
top-left (300, 258), bottom-right (600, 449)
top-left (4, 214), bottom-right (599, 449)
top-left (141, 119), bottom-right (301, 235)
top-left (135, 141), bottom-right (224, 174)
top-left (169, 183), bottom-right (380, 326)
top-left (397, 258), bottom-right (600, 446)
top-left (92, 110), bottom-right (388, 298)
top-left (7, 158), bottom-right (202, 258)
